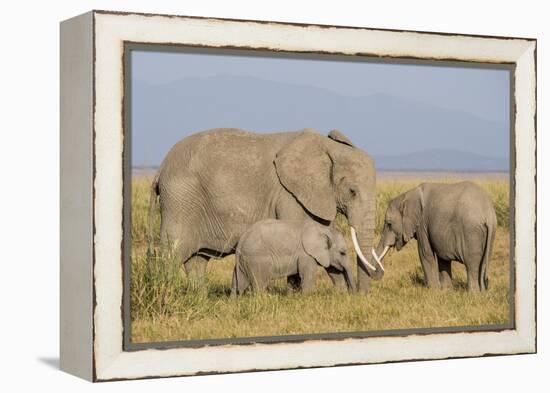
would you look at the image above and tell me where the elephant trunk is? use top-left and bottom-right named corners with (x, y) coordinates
top-left (350, 227), bottom-right (376, 272)
top-left (350, 198), bottom-right (383, 293)
top-left (352, 227), bottom-right (384, 282)
top-left (374, 237), bottom-right (390, 266)
top-left (342, 262), bottom-right (357, 293)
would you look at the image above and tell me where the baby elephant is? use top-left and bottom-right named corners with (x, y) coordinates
top-left (374, 181), bottom-right (497, 291)
top-left (231, 219), bottom-right (355, 295)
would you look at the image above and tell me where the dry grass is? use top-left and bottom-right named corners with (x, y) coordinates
top-left (130, 175), bottom-right (511, 343)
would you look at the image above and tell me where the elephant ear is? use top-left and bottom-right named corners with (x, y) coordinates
top-left (274, 131), bottom-right (337, 221)
top-left (302, 224), bottom-right (331, 268)
top-left (328, 129), bottom-right (355, 147)
top-left (401, 188), bottom-right (423, 243)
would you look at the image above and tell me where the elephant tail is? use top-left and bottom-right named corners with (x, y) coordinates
top-left (480, 220), bottom-right (496, 290)
top-left (147, 172), bottom-right (160, 247)
top-left (231, 243), bottom-right (243, 296)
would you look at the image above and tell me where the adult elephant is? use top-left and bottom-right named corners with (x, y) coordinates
top-left (148, 128), bottom-right (383, 293)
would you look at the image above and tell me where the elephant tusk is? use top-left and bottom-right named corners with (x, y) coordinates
top-left (379, 246), bottom-right (390, 260)
top-left (371, 247), bottom-right (387, 272)
top-left (350, 227), bottom-right (377, 271)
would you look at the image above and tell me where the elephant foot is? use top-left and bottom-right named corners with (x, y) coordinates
top-left (426, 280), bottom-right (442, 290)
top-left (424, 269), bottom-right (441, 289)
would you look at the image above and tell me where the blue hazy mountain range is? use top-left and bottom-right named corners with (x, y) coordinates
top-left (376, 149), bottom-right (508, 172)
top-left (131, 75), bottom-right (509, 171)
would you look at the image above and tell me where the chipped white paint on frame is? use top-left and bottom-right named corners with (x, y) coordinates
top-left (92, 11), bottom-right (536, 381)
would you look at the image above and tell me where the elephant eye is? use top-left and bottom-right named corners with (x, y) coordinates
top-left (349, 187), bottom-right (357, 198)
top-left (340, 250), bottom-right (346, 256)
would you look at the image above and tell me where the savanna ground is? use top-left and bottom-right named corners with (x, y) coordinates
top-left (130, 171), bottom-right (511, 343)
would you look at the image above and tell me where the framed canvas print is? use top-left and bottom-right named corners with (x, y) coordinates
top-left (60, 10), bottom-right (537, 381)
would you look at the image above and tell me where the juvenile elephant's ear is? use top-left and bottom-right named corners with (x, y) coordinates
top-left (275, 132), bottom-right (337, 222)
top-left (328, 129), bottom-right (355, 147)
top-left (401, 188), bottom-right (423, 243)
top-left (302, 224), bottom-right (331, 268)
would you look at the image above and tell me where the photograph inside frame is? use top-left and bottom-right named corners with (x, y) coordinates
top-left (126, 45), bottom-right (513, 345)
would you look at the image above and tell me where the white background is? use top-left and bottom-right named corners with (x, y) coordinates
top-left (0, 0), bottom-right (546, 391)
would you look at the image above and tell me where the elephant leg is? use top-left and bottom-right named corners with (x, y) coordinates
top-left (480, 260), bottom-right (489, 291)
top-left (415, 226), bottom-right (440, 288)
top-left (158, 210), bottom-right (206, 283)
top-left (235, 267), bottom-right (250, 295)
top-left (184, 254), bottom-right (209, 286)
top-left (464, 251), bottom-right (482, 292)
top-left (299, 264), bottom-right (317, 294)
top-left (277, 197), bottom-right (309, 292)
top-left (356, 268), bottom-right (371, 294)
top-left (465, 263), bottom-right (481, 292)
top-left (417, 251), bottom-right (440, 288)
top-left (300, 279), bottom-right (315, 294)
top-left (438, 257), bottom-right (453, 290)
top-left (463, 230), bottom-right (485, 292)
top-left (250, 277), bottom-right (268, 293)
top-left (420, 256), bottom-right (440, 288)
top-left (325, 266), bottom-right (348, 291)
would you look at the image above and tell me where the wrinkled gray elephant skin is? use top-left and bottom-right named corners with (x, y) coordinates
top-left (149, 128), bottom-right (383, 293)
top-left (374, 181), bottom-right (497, 291)
top-left (231, 219), bottom-right (355, 295)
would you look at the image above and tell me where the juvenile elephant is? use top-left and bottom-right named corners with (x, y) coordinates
top-left (374, 181), bottom-right (497, 291)
top-left (231, 219), bottom-right (354, 295)
top-left (149, 128), bottom-right (383, 293)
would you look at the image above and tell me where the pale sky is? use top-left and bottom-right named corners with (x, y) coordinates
top-left (130, 48), bottom-right (511, 170)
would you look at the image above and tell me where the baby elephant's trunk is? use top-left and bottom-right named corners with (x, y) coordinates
top-left (343, 265), bottom-right (357, 293)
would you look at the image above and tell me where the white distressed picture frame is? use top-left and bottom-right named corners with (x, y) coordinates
top-left (60, 10), bottom-right (536, 381)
